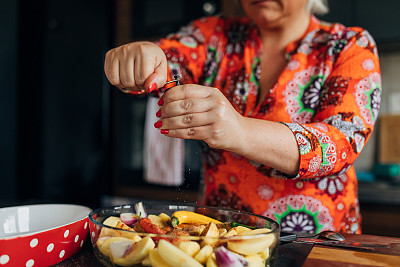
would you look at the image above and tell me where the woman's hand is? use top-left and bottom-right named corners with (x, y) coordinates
top-left (104, 41), bottom-right (168, 93)
top-left (157, 84), bottom-right (299, 175)
top-left (156, 84), bottom-right (246, 152)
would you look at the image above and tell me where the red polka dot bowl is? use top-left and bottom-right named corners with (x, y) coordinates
top-left (0, 204), bottom-right (92, 267)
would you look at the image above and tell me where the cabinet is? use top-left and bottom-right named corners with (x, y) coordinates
top-left (0, 0), bottom-right (18, 200)
top-left (319, 0), bottom-right (400, 48)
top-left (111, 0), bottom-right (219, 201)
top-left (7, 0), bottom-right (113, 207)
top-left (361, 203), bottom-right (400, 238)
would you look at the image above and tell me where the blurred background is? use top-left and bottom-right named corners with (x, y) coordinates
top-left (1, 0), bottom-right (399, 237)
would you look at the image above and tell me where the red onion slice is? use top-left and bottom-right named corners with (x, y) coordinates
top-left (214, 246), bottom-right (248, 267)
top-left (120, 213), bottom-right (139, 226)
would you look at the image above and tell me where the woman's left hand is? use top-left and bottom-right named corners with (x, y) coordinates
top-left (155, 84), bottom-right (246, 152)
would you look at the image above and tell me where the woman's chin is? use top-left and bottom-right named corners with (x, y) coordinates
top-left (252, 12), bottom-right (283, 28)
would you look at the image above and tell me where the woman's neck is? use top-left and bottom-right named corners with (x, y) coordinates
top-left (258, 12), bottom-right (310, 52)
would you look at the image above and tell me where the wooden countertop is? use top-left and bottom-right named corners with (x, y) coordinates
top-left (303, 233), bottom-right (400, 267)
top-left (55, 233), bottom-right (400, 267)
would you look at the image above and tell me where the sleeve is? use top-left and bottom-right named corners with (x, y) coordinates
top-left (284, 29), bottom-right (382, 179)
top-left (155, 16), bottom-right (221, 86)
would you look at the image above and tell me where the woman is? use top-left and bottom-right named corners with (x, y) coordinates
top-left (104, 0), bottom-right (381, 233)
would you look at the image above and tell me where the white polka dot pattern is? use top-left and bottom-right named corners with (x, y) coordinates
top-left (59, 250), bottom-right (65, 258)
top-left (25, 259), bottom-right (34, 267)
top-left (30, 239), bottom-right (38, 248)
top-left (47, 243), bottom-right (55, 252)
top-left (0, 255), bottom-right (10, 264)
top-left (63, 230), bottom-right (69, 238)
top-left (0, 217), bottom-right (89, 266)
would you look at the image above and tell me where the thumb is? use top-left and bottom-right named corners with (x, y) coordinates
top-left (144, 59), bottom-right (168, 93)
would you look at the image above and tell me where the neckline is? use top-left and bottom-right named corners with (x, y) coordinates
top-left (285, 15), bottom-right (321, 55)
top-left (246, 15), bottom-right (321, 115)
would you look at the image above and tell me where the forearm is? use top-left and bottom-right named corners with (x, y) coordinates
top-left (234, 117), bottom-right (300, 176)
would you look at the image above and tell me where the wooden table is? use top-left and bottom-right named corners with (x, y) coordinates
top-left (55, 233), bottom-right (400, 267)
top-left (302, 234), bottom-right (400, 267)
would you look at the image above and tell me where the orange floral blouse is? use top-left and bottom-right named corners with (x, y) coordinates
top-left (156, 15), bottom-right (381, 234)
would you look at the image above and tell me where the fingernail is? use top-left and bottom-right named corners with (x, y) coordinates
top-left (160, 129), bottom-right (169, 134)
top-left (154, 121), bottom-right (162, 128)
top-left (156, 110), bottom-right (161, 118)
top-left (129, 89), bottom-right (145, 95)
top-left (158, 98), bottom-right (164, 106)
top-left (149, 83), bottom-right (157, 92)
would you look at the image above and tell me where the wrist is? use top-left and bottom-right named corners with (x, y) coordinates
top-left (230, 115), bottom-right (250, 156)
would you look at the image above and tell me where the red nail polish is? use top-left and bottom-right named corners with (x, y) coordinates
top-left (156, 110), bottom-right (161, 118)
top-left (129, 90), bottom-right (145, 95)
top-left (158, 98), bottom-right (164, 106)
top-left (160, 129), bottom-right (169, 134)
top-left (154, 121), bottom-right (162, 128)
top-left (149, 83), bottom-right (157, 92)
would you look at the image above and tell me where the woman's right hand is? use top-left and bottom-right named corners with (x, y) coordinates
top-left (104, 41), bottom-right (168, 93)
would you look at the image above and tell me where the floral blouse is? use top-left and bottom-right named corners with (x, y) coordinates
top-left (156, 15), bottom-right (381, 233)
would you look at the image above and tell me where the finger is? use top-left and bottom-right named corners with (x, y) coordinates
top-left (144, 59), bottom-right (168, 92)
top-left (159, 112), bottom-right (214, 130)
top-left (163, 84), bottom-right (216, 103)
top-left (161, 125), bottom-right (213, 141)
top-left (161, 97), bottom-right (215, 118)
top-left (133, 54), bottom-right (156, 90)
top-left (119, 58), bottom-right (136, 90)
top-left (105, 52), bottom-right (121, 87)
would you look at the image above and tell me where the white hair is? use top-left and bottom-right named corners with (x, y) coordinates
top-left (307, 0), bottom-right (329, 15)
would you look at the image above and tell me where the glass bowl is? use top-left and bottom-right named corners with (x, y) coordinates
top-left (89, 201), bottom-right (280, 267)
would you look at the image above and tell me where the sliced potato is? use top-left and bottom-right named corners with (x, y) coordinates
top-left (158, 239), bottom-right (203, 267)
top-left (99, 228), bottom-right (120, 238)
top-left (224, 228), bottom-right (238, 237)
top-left (177, 241), bottom-right (201, 257)
top-left (227, 231), bottom-right (276, 256)
top-left (98, 237), bottom-right (132, 257)
top-left (218, 228), bottom-right (227, 237)
top-left (99, 218), bottom-right (142, 240)
top-left (194, 244), bottom-right (213, 264)
top-left (158, 213), bottom-right (171, 222)
top-left (245, 254), bottom-right (265, 267)
top-left (149, 248), bottom-right (173, 267)
top-left (141, 255), bottom-right (152, 267)
top-left (201, 222), bottom-right (219, 246)
top-left (232, 226), bottom-right (253, 234)
top-left (258, 246), bottom-right (270, 260)
top-left (96, 236), bottom-right (110, 248)
top-left (114, 221), bottom-right (142, 241)
top-left (242, 228), bottom-right (272, 235)
top-left (112, 236), bottom-right (155, 266)
top-left (148, 214), bottom-right (168, 228)
top-left (115, 221), bottom-right (134, 231)
top-left (109, 240), bottom-right (135, 258)
top-left (206, 253), bottom-right (218, 267)
top-left (103, 216), bottom-right (122, 227)
top-left (99, 216), bottom-right (123, 237)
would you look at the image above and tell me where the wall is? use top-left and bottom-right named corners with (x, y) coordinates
top-left (379, 51), bottom-right (400, 115)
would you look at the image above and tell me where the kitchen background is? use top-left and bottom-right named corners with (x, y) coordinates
top-left (1, 0), bottom-right (399, 237)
